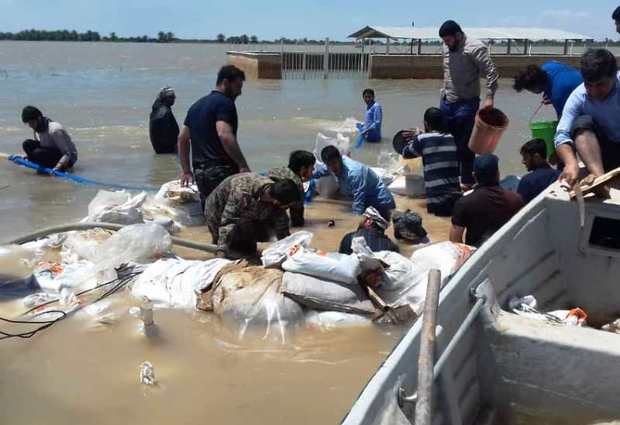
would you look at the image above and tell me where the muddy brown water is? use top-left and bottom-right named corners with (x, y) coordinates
top-left (0, 195), bottom-right (450, 425)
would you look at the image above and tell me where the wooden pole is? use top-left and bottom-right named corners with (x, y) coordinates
top-left (323, 37), bottom-right (329, 79)
top-left (413, 269), bottom-right (442, 425)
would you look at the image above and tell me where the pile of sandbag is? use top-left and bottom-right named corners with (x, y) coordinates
top-left (131, 257), bottom-right (232, 309)
top-left (82, 180), bottom-right (205, 232)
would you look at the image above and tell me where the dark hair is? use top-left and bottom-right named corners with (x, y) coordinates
top-left (423, 107), bottom-right (446, 133)
top-left (270, 179), bottom-right (302, 204)
top-left (288, 150), bottom-right (316, 174)
top-left (513, 65), bottom-right (548, 92)
top-left (473, 153), bottom-right (500, 185)
top-left (613, 6), bottom-right (620, 20)
top-left (439, 20), bottom-right (463, 38)
top-left (580, 49), bottom-right (618, 83)
top-left (362, 88), bottom-right (375, 97)
top-left (520, 138), bottom-right (547, 158)
top-left (21, 105), bottom-right (42, 123)
top-left (216, 65), bottom-right (246, 85)
top-left (320, 145), bottom-right (342, 164)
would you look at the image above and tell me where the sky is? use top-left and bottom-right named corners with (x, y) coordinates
top-left (0, 0), bottom-right (618, 41)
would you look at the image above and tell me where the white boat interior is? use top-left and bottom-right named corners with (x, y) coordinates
top-left (343, 181), bottom-right (620, 425)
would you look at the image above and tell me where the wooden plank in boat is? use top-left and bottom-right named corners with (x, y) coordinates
top-left (569, 166), bottom-right (620, 199)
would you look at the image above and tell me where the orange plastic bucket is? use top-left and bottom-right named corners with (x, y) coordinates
top-left (468, 107), bottom-right (509, 154)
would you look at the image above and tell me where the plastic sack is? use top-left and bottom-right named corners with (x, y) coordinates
top-left (370, 167), bottom-right (395, 188)
top-left (212, 267), bottom-right (304, 343)
top-left (313, 131), bottom-right (350, 162)
top-left (0, 245), bottom-right (35, 283)
top-left (282, 272), bottom-right (376, 315)
top-left (410, 241), bottom-right (474, 277)
top-left (305, 310), bottom-right (372, 330)
top-left (261, 231), bottom-right (313, 267)
top-left (87, 190), bottom-right (146, 225)
top-left (131, 258), bottom-right (232, 309)
top-left (388, 176), bottom-right (407, 196)
top-left (282, 248), bottom-right (361, 284)
top-left (34, 260), bottom-right (98, 293)
top-left (99, 223), bottom-right (171, 267)
top-left (154, 180), bottom-right (201, 205)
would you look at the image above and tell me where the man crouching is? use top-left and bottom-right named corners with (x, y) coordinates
top-left (205, 173), bottom-right (301, 259)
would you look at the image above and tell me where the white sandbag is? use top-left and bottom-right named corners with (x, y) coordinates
top-left (281, 272), bottom-right (376, 315)
top-left (144, 181), bottom-right (204, 227)
top-left (372, 251), bottom-right (425, 311)
top-left (305, 310), bottom-right (372, 330)
top-left (131, 258), bottom-right (231, 309)
top-left (409, 241), bottom-right (474, 277)
top-left (282, 248), bottom-right (360, 284)
top-left (261, 231), bottom-right (313, 267)
top-left (388, 175), bottom-right (407, 196)
top-left (87, 190), bottom-right (146, 225)
top-left (98, 223), bottom-right (171, 268)
top-left (0, 245), bottom-right (35, 284)
top-left (315, 174), bottom-right (340, 198)
top-left (212, 267), bottom-right (304, 343)
top-left (154, 180), bottom-right (200, 205)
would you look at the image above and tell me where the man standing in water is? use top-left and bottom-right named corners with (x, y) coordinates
top-left (178, 65), bottom-right (250, 204)
top-left (356, 89), bottom-right (383, 143)
top-left (149, 86), bottom-right (179, 154)
top-left (438, 20), bottom-right (499, 189)
top-left (21, 106), bottom-right (78, 172)
top-left (613, 6), bottom-right (620, 34)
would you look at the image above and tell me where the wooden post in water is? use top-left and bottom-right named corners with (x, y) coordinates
top-left (507, 39), bottom-right (512, 55)
top-left (417, 39), bottom-right (422, 55)
top-left (413, 269), bottom-right (441, 425)
top-left (323, 37), bottom-right (329, 79)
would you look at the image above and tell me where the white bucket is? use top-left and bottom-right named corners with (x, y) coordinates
top-left (405, 174), bottom-right (425, 198)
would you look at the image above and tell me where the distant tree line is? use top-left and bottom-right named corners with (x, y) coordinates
top-left (0, 29), bottom-right (178, 43)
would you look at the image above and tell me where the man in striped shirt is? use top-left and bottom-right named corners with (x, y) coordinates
top-left (396, 107), bottom-right (462, 216)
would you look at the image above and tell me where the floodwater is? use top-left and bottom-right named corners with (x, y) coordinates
top-left (0, 40), bottom-right (591, 424)
top-left (0, 40), bottom-right (562, 241)
top-left (0, 195), bottom-right (451, 425)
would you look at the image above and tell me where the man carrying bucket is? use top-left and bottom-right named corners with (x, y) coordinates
top-left (438, 20), bottom-right (499, 189)
top-left (554, 49), bottom-right (620, 188)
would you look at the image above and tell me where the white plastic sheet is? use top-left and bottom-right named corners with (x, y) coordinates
top-left (96, 223), bottom-right (172, 270)
top-left (131, 258), bottom-right (232, 309)
top-left (86, 190), bottom-right (146, 225)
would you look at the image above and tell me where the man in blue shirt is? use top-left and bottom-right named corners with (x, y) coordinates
top-left (513, 61), bottom-right (583, 117)
top-left (554, 49), bottom-right (620, 187)
top-left (315, 146), bottom-right (395, 220)
top-left (395, 107), bottom-right (462, 216)
top-left (517, 138), bottom-right (560, 203)
top-left (356, 89), bottom-right (382, 143)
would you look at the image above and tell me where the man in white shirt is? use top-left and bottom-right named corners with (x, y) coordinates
top-left (21, 106), bottom-right (78, 171)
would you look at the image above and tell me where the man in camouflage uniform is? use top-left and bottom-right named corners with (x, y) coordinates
top-left (205, 173), bottom-right (301, 258)
top-left (267, 150), bottom-right (316, 227)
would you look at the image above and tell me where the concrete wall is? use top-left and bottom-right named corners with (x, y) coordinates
top-left (227, 51), bottom-right (282, 79)
top-left (369, 54), bottom-right (582, 79)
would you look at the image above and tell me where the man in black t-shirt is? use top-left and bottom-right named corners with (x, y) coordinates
top-left (179, 65), bottom-right (251, 204)
top-left (450, 154), bottom-right (524, 247)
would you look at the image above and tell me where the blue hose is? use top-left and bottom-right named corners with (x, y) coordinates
top-left (8, 155), bottom-right (158, 192)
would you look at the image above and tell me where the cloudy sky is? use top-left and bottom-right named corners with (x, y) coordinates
top-left (0, 0), bottom-right (617, 40)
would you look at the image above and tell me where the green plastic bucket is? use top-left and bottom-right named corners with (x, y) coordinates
top-left (529, 121), bottom-right (558, 159)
